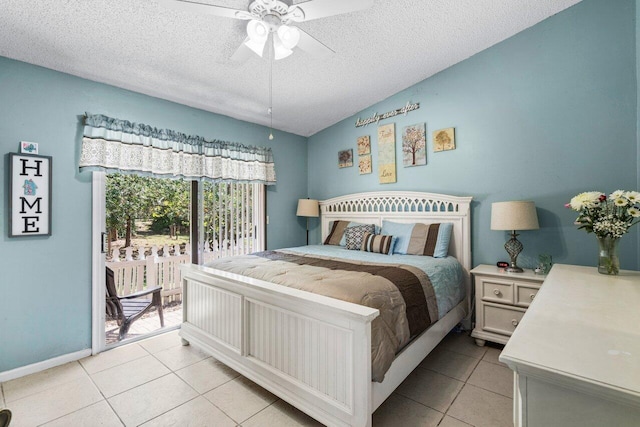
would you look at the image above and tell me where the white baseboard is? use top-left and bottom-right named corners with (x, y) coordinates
top-left (0, 349), bottom-right (92, 383)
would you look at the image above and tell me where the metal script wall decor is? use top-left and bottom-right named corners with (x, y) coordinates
top-left (355, 102), bottom-right (420, 128)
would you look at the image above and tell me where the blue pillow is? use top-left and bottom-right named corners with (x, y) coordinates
top-left (433, 223), bottom-right (453, 258)
top-left (380, 220), bottom-right (452, 257)
top-left (380, 221), bottom-right (415, 254)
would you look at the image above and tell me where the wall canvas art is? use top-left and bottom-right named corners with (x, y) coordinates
top-left (338, 149), bottom-right (353, 168)
top-left (357, 135), bottom-right (371, 155)
top-left (20, 141), bottom-right (39, 154)
top-left (402, 123), bottom-right (427, 167)
top-left (433, 127), bottom-right (456, 152)
top-left (377, 123), bottom-right (396, 184)
top-left (359, 155), bottom-right (372, 174)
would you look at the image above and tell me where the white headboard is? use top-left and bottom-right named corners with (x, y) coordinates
top-left (319, 191), bottom-right (473, 316)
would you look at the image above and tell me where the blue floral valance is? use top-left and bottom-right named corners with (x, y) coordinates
top-left (79, 113), bottom-right (276, 185)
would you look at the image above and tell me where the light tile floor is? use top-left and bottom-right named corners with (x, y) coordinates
top-left (0, 330), bottom-right (513, 427)
top-left (106, 306), bottom-right (183, 345)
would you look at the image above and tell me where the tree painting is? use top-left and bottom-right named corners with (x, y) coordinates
top-left (402, 123), bottom-right (426, 167)
top-left (433, 128), bottom-right (456, 152)
top-left (338, 149), bottom-right (353, 168)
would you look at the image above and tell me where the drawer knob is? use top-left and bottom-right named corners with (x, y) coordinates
top-left (511, 319), bottom-right (519, 326)
top-left (493, 289), bottom-right (501, 296)
top-left (530, 293), bottom-right (536, 300)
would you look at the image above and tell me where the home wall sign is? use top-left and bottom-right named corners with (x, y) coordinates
top-left (9, 153), bottom-right (52, 237)
top-left (355, 102), bottom-right (420, 128)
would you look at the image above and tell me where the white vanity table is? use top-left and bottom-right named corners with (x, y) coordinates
top-left (499, 264), bottom-right (640, 427)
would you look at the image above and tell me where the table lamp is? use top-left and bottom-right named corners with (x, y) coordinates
top-left (491, 201), bottom-right (539, 273)
top-left (297, 198), bottom-right (319, 245)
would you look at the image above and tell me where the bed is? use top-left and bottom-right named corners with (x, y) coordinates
top-left (179, 191), bottom-right (472, 426)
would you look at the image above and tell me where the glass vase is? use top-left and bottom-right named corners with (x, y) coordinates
top-left (597, 236), bottom-right (620, 275)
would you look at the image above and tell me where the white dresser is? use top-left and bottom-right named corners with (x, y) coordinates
top-left (470, 265), bottom-right (545, 346)
top-left (500, 264), bottom-right (640, 427)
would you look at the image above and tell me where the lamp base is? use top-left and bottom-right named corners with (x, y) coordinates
top-left (504, 231), bottom-right (524, 273)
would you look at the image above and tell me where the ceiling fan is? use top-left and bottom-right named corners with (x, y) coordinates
top-left (159, 0), bottom-right (373, 61)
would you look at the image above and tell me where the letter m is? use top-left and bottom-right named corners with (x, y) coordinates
top-left (20, 197), bottom-right (42, 214)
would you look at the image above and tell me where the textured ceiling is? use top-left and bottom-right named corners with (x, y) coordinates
top-left (0, 0), bottom-right (581, 137)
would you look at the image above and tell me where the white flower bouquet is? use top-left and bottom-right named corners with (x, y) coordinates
top-left (566, 190), bottom-right (639, 274)
top-left (566, 190), bottom-right (640, 238)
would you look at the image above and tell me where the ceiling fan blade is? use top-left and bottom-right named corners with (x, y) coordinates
top-left (158, 0), bottom-right (253, 20)
top-left (295, 29), bottom-right (334, 58)
top-left (289, 0), bottom-right (373, 22)
top-left (231, 38), bottom-right (255, 62)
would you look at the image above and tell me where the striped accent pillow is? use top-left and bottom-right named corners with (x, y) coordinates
top-left (361, 233), bottom-right (394, 255)
top-left (324, 220), bottom-right (350, 245)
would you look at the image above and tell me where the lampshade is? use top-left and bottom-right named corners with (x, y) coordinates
top-left (245, 20), bottom-right (268, 56)
top-left (297, 199), bottom-right (319, 217)
top-left (273, 34), bottom-right (293, 60)
top-left (247, 20), bottom-right (269, 42)
top-left (277, 25), bottom-right (300, 50)
top-left (491, 201), bottom-right (539, 231)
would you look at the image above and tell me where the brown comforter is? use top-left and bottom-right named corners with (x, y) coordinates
top-left (205, 250), bottom-right (439, 381)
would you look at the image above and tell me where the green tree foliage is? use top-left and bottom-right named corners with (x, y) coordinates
top-left (106, 174), bottom-right (151, 248)
top-left (106, 175), bottom-right (255, 253)
top-left (106, 174), bottom-right (190, 249)
top-left (147, 179), bottom-right (190, 238)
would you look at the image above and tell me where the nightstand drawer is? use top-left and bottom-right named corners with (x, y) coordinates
top-left (482, 303), bottom-right (525, 336)
top-left (481, 279), bottom-right (514, 304)
top-left (515, 285), bottom-right (540, 308)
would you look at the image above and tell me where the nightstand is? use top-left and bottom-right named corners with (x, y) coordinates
top-left (470, 264), bottom-right (545, 346)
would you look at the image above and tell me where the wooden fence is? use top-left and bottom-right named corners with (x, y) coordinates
top-left (106, 244), bottom-right (190, 304)
top-left (106, 239), bottom-right (255, 304)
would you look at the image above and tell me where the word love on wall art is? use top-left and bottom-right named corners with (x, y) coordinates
top-left (377, 123), bottom-right (397, 184)
top-left (9, 153), bottom-right (52, 237)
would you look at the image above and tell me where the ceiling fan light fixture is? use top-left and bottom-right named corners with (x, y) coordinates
top-left (247, 19), bottom-right (269, 42)
top-left (245, 37), bottom-right (267, 57)
top-left (277, 25), bottom-right (300, 50)
top-left (273, 33), bottom-right (293, 59)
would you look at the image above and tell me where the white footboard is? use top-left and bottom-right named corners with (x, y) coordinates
top-left (180, 263), bottom-right (379, 427)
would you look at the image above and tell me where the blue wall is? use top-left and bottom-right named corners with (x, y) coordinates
top-left (308, 0), bottom-right (639, 271)
top-left (0, 57), bottom-right (308, 372)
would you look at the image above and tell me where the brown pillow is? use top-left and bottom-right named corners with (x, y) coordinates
top-left (324, 220), bottom-right (350, 245)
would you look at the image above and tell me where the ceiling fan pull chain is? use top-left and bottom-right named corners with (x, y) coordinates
top-left (268, 37), bottom-right (274, 140)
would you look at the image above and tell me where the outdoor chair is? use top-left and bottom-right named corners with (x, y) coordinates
top-left (106, 267), bottom-right (164, 341)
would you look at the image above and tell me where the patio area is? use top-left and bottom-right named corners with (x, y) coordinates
top-left (105, 303), bottom-right (183, 345)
